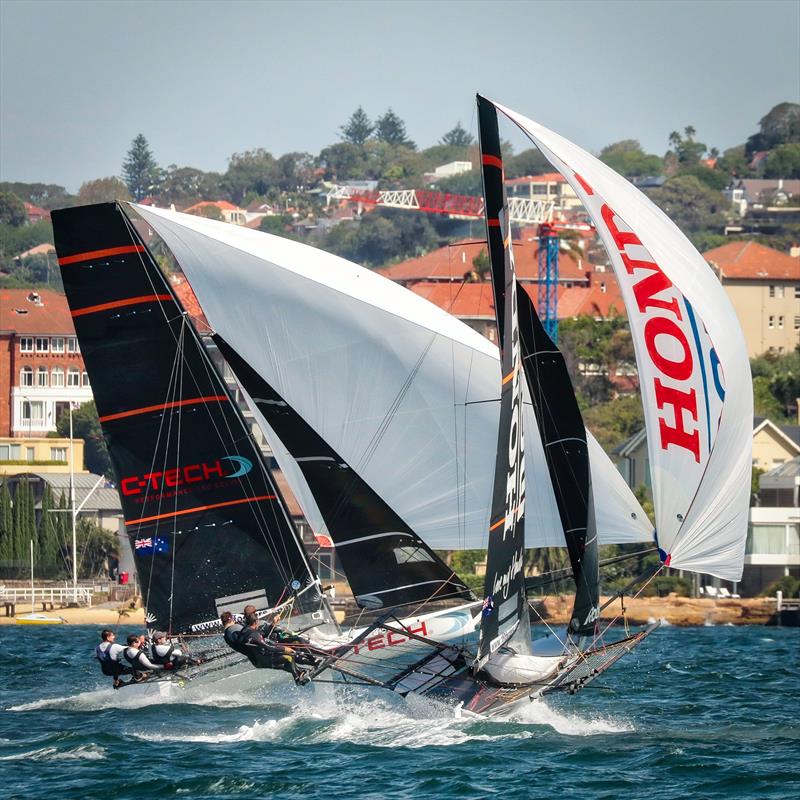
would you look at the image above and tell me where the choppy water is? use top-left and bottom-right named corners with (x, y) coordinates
top-left (0, 625), bottom-right (798, 799)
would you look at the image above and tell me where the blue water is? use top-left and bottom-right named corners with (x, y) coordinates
top-left (0, 625), bottom-right (798, 799)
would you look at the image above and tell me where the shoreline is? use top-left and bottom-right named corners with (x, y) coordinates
top-left (0, 595), bottom-right (777, 627)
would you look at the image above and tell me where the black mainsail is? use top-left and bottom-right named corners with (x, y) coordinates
top-left (214, 335), bottom-right (473, 611)
top-left (52, 203), bottom-right (325, 633)
top-left (475, 95), bottom-right (529, 669)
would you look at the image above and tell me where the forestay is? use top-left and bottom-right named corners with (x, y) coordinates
top-left (133, 204), bottom-right (652, 553)
top-left (493, 102), bottom-right (752, 580)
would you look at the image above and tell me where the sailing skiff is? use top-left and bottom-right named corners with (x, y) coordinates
top-left (51, 95), bottom-right (751, 714)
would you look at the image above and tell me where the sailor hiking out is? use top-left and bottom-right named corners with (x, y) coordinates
top-left (124, 634), bottom-right (168, 681)
top-left (235, 612), bottom-right (311, 684)
top-left (94, 629), bottom-right (132, 688)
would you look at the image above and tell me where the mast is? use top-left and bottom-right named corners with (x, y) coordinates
top-left (474, 95), bottom-right (530, 670)
top-left (52, 202), bottom-right (326, 633)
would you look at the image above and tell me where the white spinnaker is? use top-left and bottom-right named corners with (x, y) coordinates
top-left (134, 204), bottom-right (652, 550)
top-left (494, 102), bottom-right (752, 580)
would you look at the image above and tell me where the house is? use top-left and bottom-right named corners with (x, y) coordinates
top-left (0, 436), bottom-right (85, 475)
top-left (506, 173), bottom-right (582, 212)
top-left (742, 456), bottom-right (800, 596)
top-left (725, 178), bottom-right (800, 217)
top-left (181, 201), bottom-right (247, 226)
top-left (17, 243), bottom-right (56, 260)
top-left (703, 241), bottom-right (800, 357)
top-left (424, 161), bottom-right (473, 182)
top-left (23, 202), bottom-right (49, 225)
top-left (0, 289), bottom-right (92, 437)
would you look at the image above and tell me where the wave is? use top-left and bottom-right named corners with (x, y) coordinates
top-left (508, 700), bottom-right (634, 735)
top-left (0, 745), bottom-right (105, 762)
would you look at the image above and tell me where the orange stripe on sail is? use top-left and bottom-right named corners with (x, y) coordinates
top-left (482, 154), bottom-right (503, 169)
top-left (100, 395), bottom-right (228, 423)
top-left (501, 366), bottom-right (517, 385)
top-left (487, 218), bottom-right (501, 227)
top-left (126, 494), bottom-right (276, 526)
top-left (59, 245), bottom-right (144, 265)
top-left (71, 294), bottom-right (172, 318)
top-left (489, 516), bottom-right (506, 532)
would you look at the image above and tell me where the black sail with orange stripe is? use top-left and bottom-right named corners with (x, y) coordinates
top-left (52, 203), bottom-right (321, 633)
top-left (214, 335), bottom-right (472, 611)
top-left (475, 95), bottom-right (530, 669)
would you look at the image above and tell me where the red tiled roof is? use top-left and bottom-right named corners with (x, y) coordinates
top-left (377, 239), bottom-right (588, 283)
top-left (703, 241), bottom-right (800, 280)
top-left (170, 276), bottom-right (211, 333)
top-left (559, 277), bottom-right (626, 320)
top-left (0, 289), bottom-right (75, 335)
top-left (23, 202), bottom-right (49, 221)
top-left (182, 200), bottom-right (239, 214)
top-left (409, 282), bottom-right (496, 318)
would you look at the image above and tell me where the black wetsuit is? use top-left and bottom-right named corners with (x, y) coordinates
top-left (238, 626), bottom-right (299, 678)
top-left (95, 642), bottom-right (132, 681)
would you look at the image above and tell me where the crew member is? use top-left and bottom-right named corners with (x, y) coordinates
top-left (124, 633), bottom-right (167, 681)
top-left (221, 611), bottom-right (247, 655)
top-left (261, 611), bottom-right (316, 667)
top-left (238, 612), bottom-right (308, 684)
top-left (94, 629), bottom-right (132, 688)
top-left (150, 631), bottom-right (189, 669)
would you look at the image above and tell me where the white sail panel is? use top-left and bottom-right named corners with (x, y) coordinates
top-left (494, 103), bottom-right (752, 580)
top-left (134, 204), bottom-right (651, 550)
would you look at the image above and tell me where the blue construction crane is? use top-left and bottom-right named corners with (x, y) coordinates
top-left (537, 223), bottom-right (559, 342)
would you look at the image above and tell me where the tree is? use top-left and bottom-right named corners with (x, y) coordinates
top-left (38, 485), bottom-right (60, 577)
top-left (340, 106), bottom-right (374, 145)
top-left (11, 479), bottom-right (36, 577)
top-left (0, 481), bottom-right (12, 574)
top-left (0, 182), bottom-right (74, 209)
top-left (0, 192), bottom-right (27, 226)
top-left (506, 148), bottom-right (553, 178)
top-left (440, 122), bottom-right (474, 148)
top-left (76, 178), bottom-right (132, 205)
top-left (600, 140), bottom-right (663, 177)
top-left (746, 102), bottom-right (800, 155)
top-left (763, 143), bottom-right (800, 179)
top-left (75, 518), bottom-right (117, 579)
top-left (647, 175), bottom-right (727, 244)
top-left (375, 108), bottom-right (415, 148)
top-left (55, 401), bottom-right (112, 477)
top-left (582, 394), bottom-right (645, 452)
top-left (122, 134), bottom-right (161, 201)
top-left (667, 126), bottom-right (707, 166)
top-left (224, 149), bottom-right (279, 203)
top-left (318, 142), bottom-right (367, 181)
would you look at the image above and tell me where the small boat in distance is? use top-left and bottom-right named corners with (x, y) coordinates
top-left (15, 613), bottom-right (66, 625)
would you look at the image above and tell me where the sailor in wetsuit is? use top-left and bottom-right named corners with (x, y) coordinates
top-left (260, 611), bottom-right (317, 667)
top-left (221, 611), bottom-right (246, 654)
top-left (123, 634), bottom-right (168, 681)
top-left (94, 629), bottom-right (132, 688)
top-left (237, 612), bottom-right (308, 684)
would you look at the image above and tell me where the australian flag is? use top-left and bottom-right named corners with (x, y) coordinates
top-left (482, 595), bottom-right (494, 617)
top-left (134, 536), bottom-right (169, 554)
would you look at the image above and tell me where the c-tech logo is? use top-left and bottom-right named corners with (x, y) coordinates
top-left (121, 456), bottom-right (252, 496)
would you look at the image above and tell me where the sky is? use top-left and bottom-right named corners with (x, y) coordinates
top-left (1, 0), bottom-right (799, 193)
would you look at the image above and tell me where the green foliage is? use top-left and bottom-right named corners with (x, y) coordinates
top-left (11, 479), bottom-right (36, 577)
top-left (37, 485), bottom-right (61, 577)
top-left (75, 517), bottom-right (118, 579)
top-left (716, 145), bottom-right (753, 178)
top-left (158, 165), bottom-right (226, 206)
top-left (77, 177), bottom-right (132, 205)
top-left (0, 482), bottom-right (13, 572)
top-left (583, 395), bottom-right (645, 452)
top-left (224, 149), bottom-right (279, 203)
top-left (647, 175), bottom-right (727, 245)
top-left (375, 109), bottom-right (415, 149)
top-left (746, 102), bottom-right (800, 155)
top-left (0, 182), bottom-right (74, 209)
top-left (506, 148), bottom-right (554, 178)
top-left (258, 215), bottom-right (294, 236)
top-left (600, 140), bottom-right (663, 177)
top-left (642, 575), bottom-right (693, 597)
top-left (633, 485), bottom-right (655, 525)
top-left (122, 133), bottom-right (161, 201)
top-left (55, 401), bottom-right (112, 477)
top-left (668, 126), bottom-right (708, 165)
top-left (451, 550), bottom-right (485, 576)
top-left (340, 106), bottom-right (374, 146)
top-left (762, 143), bottom-right (800, 179)
top-left (0, 192), bottom-right (27, 226)
top-left (0, 219), bottom-right (53, 269)
top-left (440, 122), bottom-right (474, 148)
top-left (677, 164), bottom-right (729, 191)
top-left (750, 351), bottom-right (799, 421)
top-left (760, 575), bottom-right (800, 598)
top-left (751, 466), bottom-right (765, 506)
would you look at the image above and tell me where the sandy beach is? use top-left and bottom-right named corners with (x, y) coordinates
top-left (0, 603), bottom-right (145, 626)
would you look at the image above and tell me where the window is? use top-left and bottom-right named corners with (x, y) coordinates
top-left (0, 444), bottom-right (21, 460)
top-left (778, 316), bottom-right (784, 329)
top-left (35, 337), bottom-right (49, 352)
top-left (82, 371), bottom-right (90, 387)
top-left (20, 366), bottom-right (33, 386)
top-left (67, 338), bottom-right (78, 353)
top-left (393, 545), bottom-right (435, 564)
top-left (51, 367), bottom-right (64, 387)
top-left (19, 336), bottom-right (33, 353)
top-left (21, 400), bottom-right (44, 422)
top-left (67, 367), bottom-right (80, 387)
top-left (775, 285), bottom-right (784, 298)
top-left (51, 337), bottom-right (65, 353)
top-left (37, 366), bottom-right (48, 387)
top-left (768, 315), bottom-right (774, 329)
top-left (746, 525), bottom-right (790, 556)
top-left (794, 315), bottom-right (800, 332)
top-left (50, 447), bottom-right (67, 462)
top-left (26, 447), bottom-right (35, 462)
top-left (795, 285), bottom-right (800, 299)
